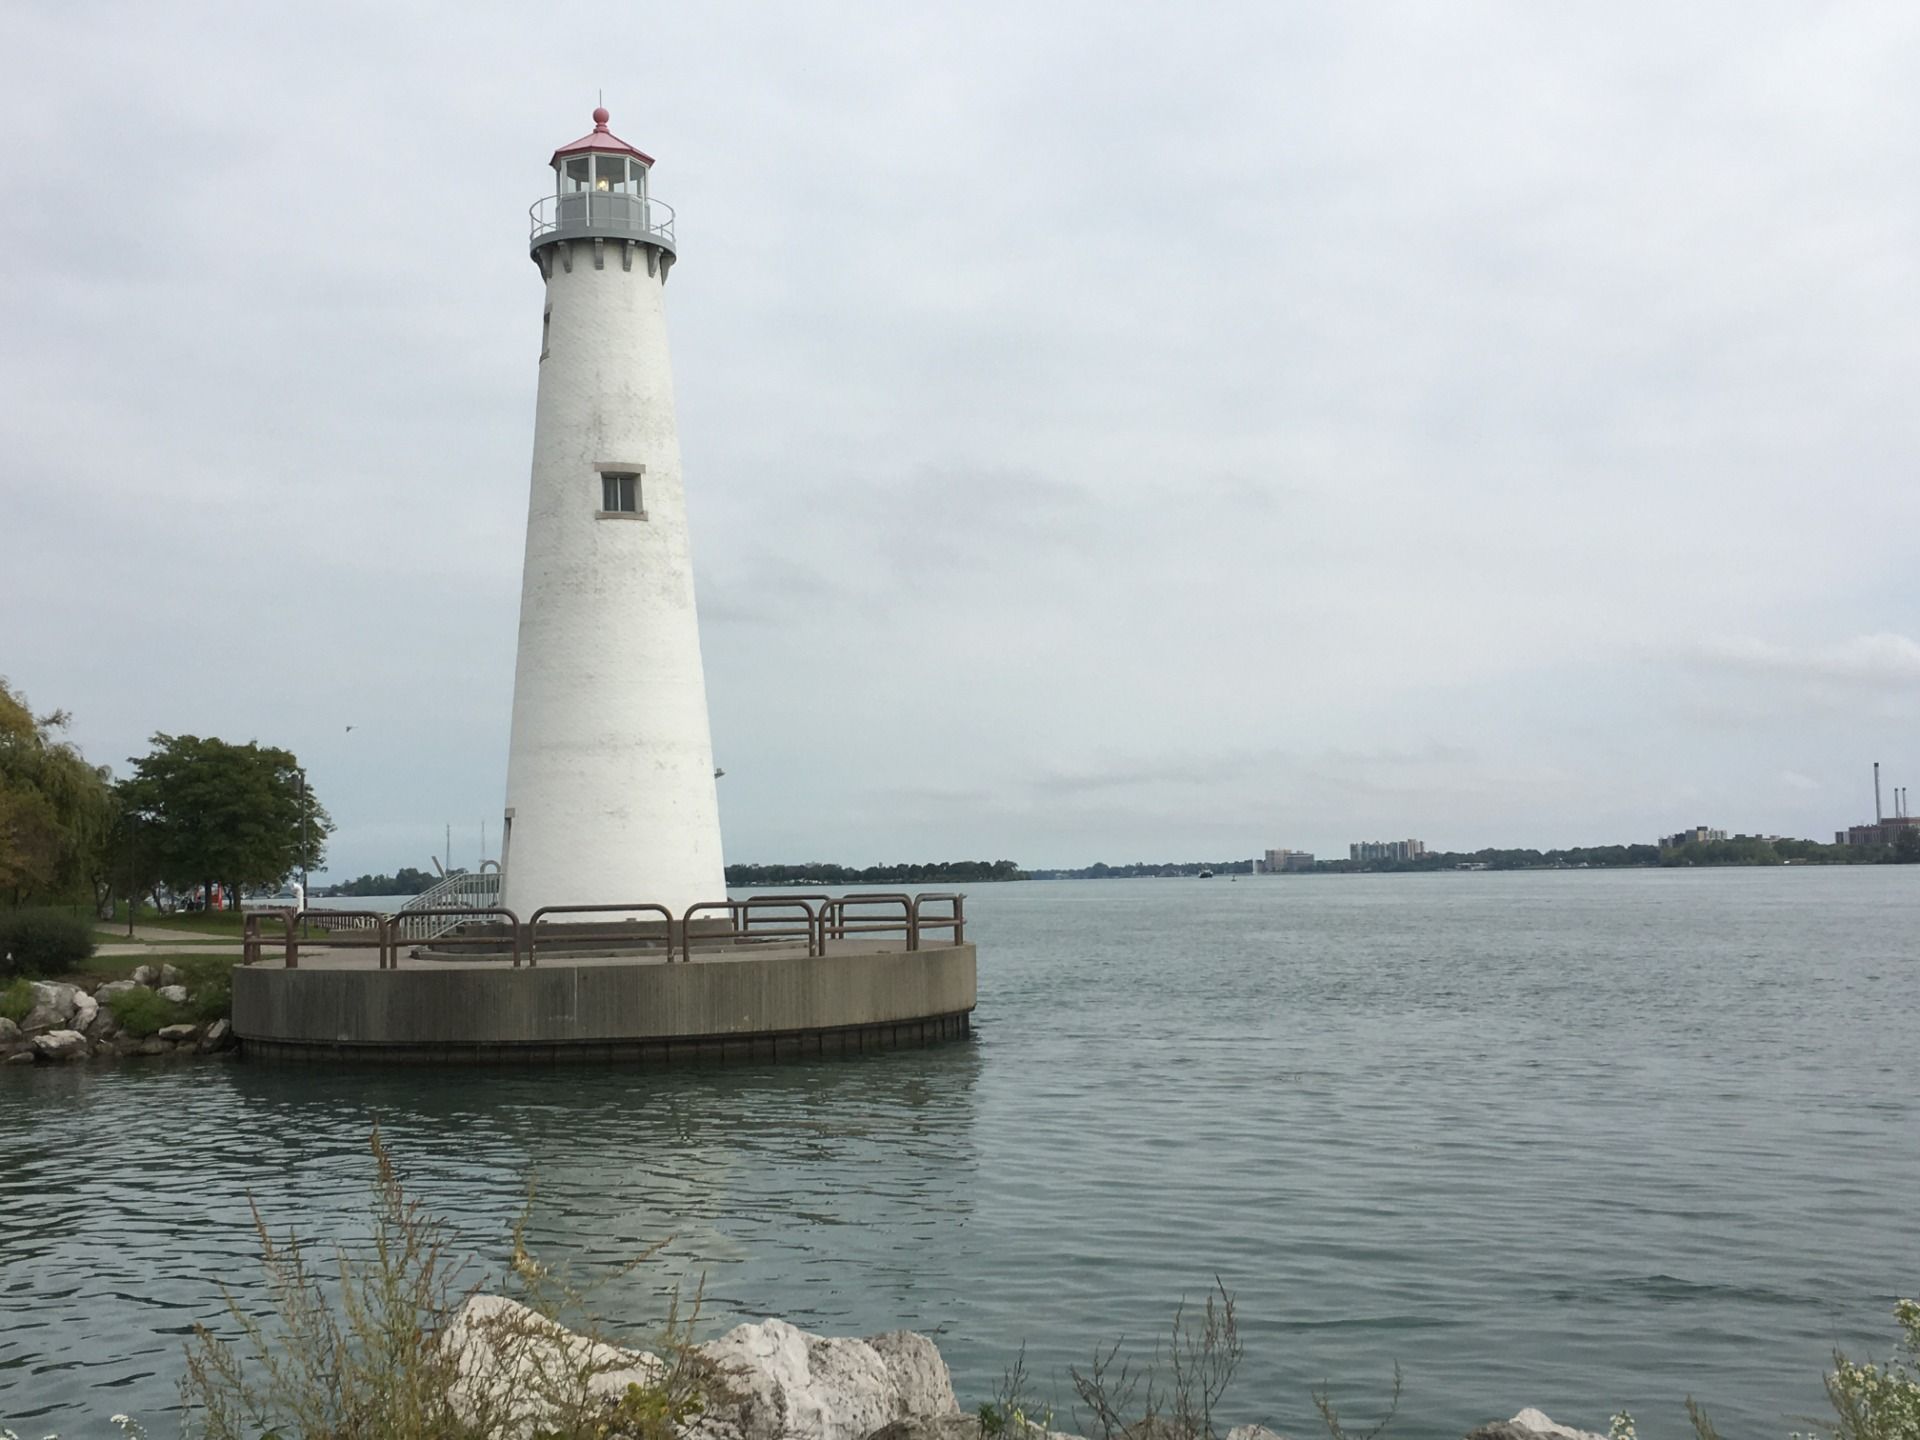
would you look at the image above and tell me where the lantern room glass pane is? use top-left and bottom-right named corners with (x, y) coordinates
top-left (595, 154), bottom-right (635, 193)
top-left (563, 156), bottom-right (591, 192)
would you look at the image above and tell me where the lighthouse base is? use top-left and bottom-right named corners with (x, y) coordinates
top-left (231, 942), bottom-right (976, 1065)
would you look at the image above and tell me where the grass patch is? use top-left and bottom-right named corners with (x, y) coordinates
top-left (125, 907), bottom-right (254, 936)
top-left (109, 986), bottom-right (191, 1037)
top-left (1, 978), bottom-right (34, 1024)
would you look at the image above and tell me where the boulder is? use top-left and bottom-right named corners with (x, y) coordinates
top-left (158, 1022), bottom-right (200, 1042)
top-left (20, 982), bottom-right (78, 1033)
top-left (31, 1029), bottom-right (89, 1061)
top-left (864, 1419), bottom-right (993, 1440)
top-left (694, 1318), bottom-right (959, 1440)
top-left (864, 1332), bottom-right (958, 1421)
top-left (136, 1037), bottom-right (172, 1057)
top-left (444, 1293), bottom-right (666, 1433)
top-left (1467, 1412), bottom-right (1607, 1440)
top-left (68, 989), bottom-right (99, 1033)
top-left (130, 964), bottom-right (159, 987)
top-left (1227, 1428), bottom-right (1290, 1440)
top-left (198, 1018), bottom-right (233, 1053)
top-left (2, 1050), bottom-right (34, 1066)
top-left (95, 978), bottom-right (141, 1000)
top-left (159, 962), bottom-right (183, 986)
top-left (157, 984), bottom-right (189, 1005)
top-left (0, 1017), bottom-right (17, 1045)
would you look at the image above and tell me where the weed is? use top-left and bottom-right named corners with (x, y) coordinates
top-left (179, 1127), bottom-right (711, 1440)
top-left (0, 977), bottom-right (33, 1024)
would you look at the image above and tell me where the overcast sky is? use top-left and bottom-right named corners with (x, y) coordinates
top-left (4, 2), bottom-right (1919, 875)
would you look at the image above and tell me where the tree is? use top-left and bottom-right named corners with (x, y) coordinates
top-left (0, 678), bottom-right (114, 903)
top-left (119, 733), bottom-right (332, 904)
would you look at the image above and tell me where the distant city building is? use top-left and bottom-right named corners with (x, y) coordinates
top-left (1349, 839), bottom-right (1427, 863)
top-left (1658, 826), bottom-right (1727, 849)
top-left (1837, 817), bottom-right (1919, 847)
top-left (1262, 848), bottom-right (1315, 872)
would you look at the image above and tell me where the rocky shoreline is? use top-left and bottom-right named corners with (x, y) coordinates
top-left (0, 965), bottom-right (233, 1065)
top-left (445, 1297), bottom-right (1612, 1440)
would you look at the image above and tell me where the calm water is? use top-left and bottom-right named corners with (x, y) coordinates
top-left (3, 870), bottom-right (1917, 1439)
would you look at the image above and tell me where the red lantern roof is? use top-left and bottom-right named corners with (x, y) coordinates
top-left (550, 107), bottom-right (655, 168)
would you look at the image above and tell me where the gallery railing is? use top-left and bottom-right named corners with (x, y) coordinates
top-left (526, 903), bottom-right (676, 968)
top-left (240, 892), bottom-right (968, 969)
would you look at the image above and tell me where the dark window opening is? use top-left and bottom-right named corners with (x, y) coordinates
top-left (601, 472), bottom-right (640, 513)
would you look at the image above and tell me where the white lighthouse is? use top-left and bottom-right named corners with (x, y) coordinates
top-left (499, 107), bottom-right (726, 918)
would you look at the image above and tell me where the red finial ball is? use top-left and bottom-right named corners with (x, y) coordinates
top-left (592, 106), bottom-right (610, 126)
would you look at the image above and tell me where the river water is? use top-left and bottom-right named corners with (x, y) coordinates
top-left (3, 870), bottom-right (1917, 1438)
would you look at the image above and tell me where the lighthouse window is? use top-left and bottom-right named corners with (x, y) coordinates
top-left (564, 157), bottom-right (591, 192)
top-left (600, 471), bottom-right (641, 515)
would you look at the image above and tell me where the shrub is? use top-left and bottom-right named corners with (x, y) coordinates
top-left (0, 977), bottom-right (33, 1024)
top-left (0, 907), bottom-right (96, 978)
top-left (174, 955), bottom-right (236, 1023)
top-left (110, 986), bottom-right (189, 1038)
top-left (180, 1127), bottom-right (712, 1440)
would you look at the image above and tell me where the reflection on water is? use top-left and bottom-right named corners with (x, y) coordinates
top-left (4, 870), bottom-right (1920, 1440)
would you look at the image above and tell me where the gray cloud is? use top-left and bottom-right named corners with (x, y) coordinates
top-left (4, 2), bottom-right (1919, 870)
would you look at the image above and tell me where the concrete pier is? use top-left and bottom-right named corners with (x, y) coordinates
top-left (232, 941), bottom-right (976, 1064)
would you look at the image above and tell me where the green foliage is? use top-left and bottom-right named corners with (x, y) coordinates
top-left (328, 866), bottom-right (442, 897)
top-left (0, 977), bottom-right (33, 1023)
top-left (0, 906), bottom-right (97, 977)
top-left (119, 733), bottom-right (332, 901)
top-left (977, 1345), bottom-right (1051, 1439)
top-left (1818, 1298), bottom-right (1920, 1440)
top-left (0, 678), bottom-right (114, 902)
top-left (110, 986), bottom-right (190, 1038)
top-left (175, 955), bottom-right (237, 1023)
top-left (180, 1128), bottom-right (713, 1440)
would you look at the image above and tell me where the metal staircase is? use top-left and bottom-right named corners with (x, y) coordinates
top-left (392, 865), bottom-right (502, 943)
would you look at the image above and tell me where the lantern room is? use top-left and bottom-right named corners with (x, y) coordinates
top-left (529, 106), bottom-right (676, 260)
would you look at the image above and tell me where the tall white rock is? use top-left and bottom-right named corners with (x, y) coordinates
top-left (501, 108), bottom-right (725, 917)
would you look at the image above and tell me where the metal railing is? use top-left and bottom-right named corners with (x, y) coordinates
top-left (394, 868), bottom-right (502, 943)
top-left (912, 893), bottom-right (967, 947)
top-left (239, 893), bottom-right (969, 970)
top-left (529, 192), bottom-right (676, 249)
top-left (680, 898), bottom-right (820, 963)
top-left (527, 903), bottom-right (675, 968)
top-left (244, 910), bottom-right (393, 969)
top-left (821, 892), bottom-right (915, 947)
top-left (396, 907), bottom-right (523, 967)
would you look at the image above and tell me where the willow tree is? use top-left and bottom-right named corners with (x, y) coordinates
top-left (0, 678), bottom-right (114, 904)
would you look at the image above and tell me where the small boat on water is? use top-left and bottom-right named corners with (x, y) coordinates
top-left (1197, 868), bottom-right (1215, 878)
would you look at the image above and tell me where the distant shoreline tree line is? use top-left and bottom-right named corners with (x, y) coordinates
top-left (322, 866), bottom-right (446, 897)
top-left (1030, 833), bottom-right (1918, 878)
top-left (726, 860), bottom-right (1025, 886)
top-left (2, 677), bottom-right (330, 915)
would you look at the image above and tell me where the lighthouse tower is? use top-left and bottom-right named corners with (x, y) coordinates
top-left (500, 108), bottom-right (725, 917)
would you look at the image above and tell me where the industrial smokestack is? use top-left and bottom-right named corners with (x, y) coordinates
top-left (1875, 761), bottom-right (1883, 823)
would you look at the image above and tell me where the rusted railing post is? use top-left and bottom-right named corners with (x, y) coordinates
top-left (281, 910), bottom-right (298, 969)
top-left (242, 912), bottom-right (260, 966)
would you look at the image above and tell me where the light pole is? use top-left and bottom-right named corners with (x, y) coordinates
top-left (297, 768), bottom-right (309, 930)
top-left (125, 811), bottom-right (138, 938)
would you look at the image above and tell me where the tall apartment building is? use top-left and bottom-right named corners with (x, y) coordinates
top-left (1349, 839), bottom-right (1427, 863)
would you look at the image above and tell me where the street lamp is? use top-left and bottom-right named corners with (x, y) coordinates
top-left (297, 768), bottom-right (310, 930)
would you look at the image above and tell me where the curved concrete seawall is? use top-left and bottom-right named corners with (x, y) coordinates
top-left (232, 944), bottom-right (976, 1063)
